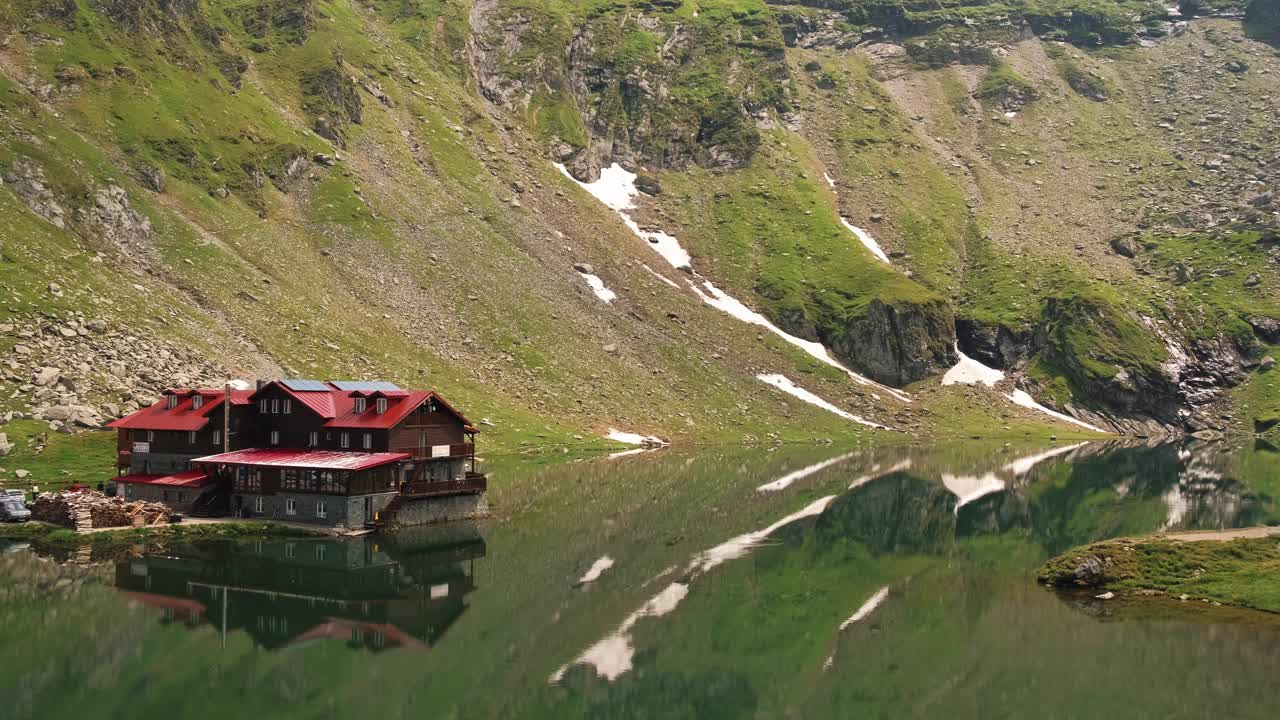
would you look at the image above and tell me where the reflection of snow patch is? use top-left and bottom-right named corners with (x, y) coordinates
top-left (849, 459), bottom-right (913, 490)
top-left (942, 472), bottom-right (1005, 511)
top-left (1003, 442), bottom-right (1089, 476)
top-left (840, 217), bottom-right (891, 264)
top-left (606, 429), bottom-right (667, 446)
top-left (577, 556), bottom-right (616, 585)
top-left (1006, 389), bottom-right (1106, 433)
top-left (577, 271), bottom-right (617, 303)
top-left (942, 346), bottom-right (1006, 387)
top-left (1162, 485), bottom-right (1188, 530)
top-left (825, 586), bottom-right (891, 671)
top-left (606, 448), bottom-right (651, 460)
top-left (553, 494), bottom-right (835, 684)
top-left (839, 586), bottom-right (890, 631)
top-left (758, 374), bottom-right (886, 429)
top-left (756, 451), bottom-right (859, 492)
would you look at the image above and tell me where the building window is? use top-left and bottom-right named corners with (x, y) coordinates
top-left (213, 429), bottom-right (221, 447)
top-left (163, 490), bottom-right (171, 502)
top-left (375, 397), bottom-right (387, 414)
top-left (285, 498), bottom-right (297, 516)
top-left (340, 432), bottom-right (350, 449)
top-left (146, 430), bottom-right (155, 443)
top-left (316, 500), bottom-right (327, 519)
top-left (270, 430), bottom-right (280, 446)
top-left (254, 496), bottom-right (264, 513)
top-left (178, 492), bottom-right (187, 503)
top-left (192, 395), bottom-right (203, 410)
top-left (354, 397), bottom-right (367, 413)
top-left (282, 398), bottom-right (292, 414)
top-left (285, 542), bottom-right (296, 558)
top-left (316, 544), bottom-right (327, 560)
top-left (362, 433), bottom-right (372, 450)
top-left (188, 431), bottom-right (197, 445)
top-left (271, 398), bottom-right (280, 415)
top-left (308, 431), bottom-right (318, 448)
top-left (259, 398), bottom-right (269, 414)
top-left (166, 394), bottom-right (178, 410)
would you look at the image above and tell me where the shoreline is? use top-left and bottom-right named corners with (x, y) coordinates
top-left (1038, 529), bottom-right (1280, 615)
top-left (0, 519), bottom-right (327, 550)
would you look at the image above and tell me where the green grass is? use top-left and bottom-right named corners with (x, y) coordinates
top-left (0, 422), bottom-right (116, 496)
top-left (974, 61), bottom-right (1039, 103)
top-left (1040, 537), bottom-right (1280, 612)
top-left (0, 518), bottom-right (323, 550)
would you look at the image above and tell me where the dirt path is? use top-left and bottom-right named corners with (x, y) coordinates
top-left (1158, 526), bottom-right (1280, 543)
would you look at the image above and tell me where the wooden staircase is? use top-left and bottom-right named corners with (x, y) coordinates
top-left (365, 494), bottom-right (402, 530)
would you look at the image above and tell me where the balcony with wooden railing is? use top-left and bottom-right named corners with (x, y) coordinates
top-left (399, 472), bottom-right (487, 499)
top-left (390, 442), bottom-right (475, 460)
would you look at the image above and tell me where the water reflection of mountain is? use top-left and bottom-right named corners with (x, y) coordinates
top-left (113, 524), bottom-right (485, 652)
top-left (814, 441), bottom-right (1272, 557)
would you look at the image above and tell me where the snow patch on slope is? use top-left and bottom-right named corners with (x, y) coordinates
top-left (758, 374), bottom-right (887, 428)
top-left (1006, 389), bottom-right (1106, 433)
top-left (942, 346), bottom-right (1006, 387)
top-left (840, 217), bottom-right (891, 264)
top-left (577, 270), bottom-right (617, 303)
top-left (606, 429), bottom-right (667, 446)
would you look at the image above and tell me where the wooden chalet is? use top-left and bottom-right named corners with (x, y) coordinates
top-left (107, 379), bottom-right (486, 526)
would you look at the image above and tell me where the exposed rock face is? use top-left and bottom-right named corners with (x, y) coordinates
top-left (301, 54), bottom-right (362, 148)
top-left (468, 0), bottom-right (789, 180)
top-left (2, 160), bottom-right (68, 228)
top-left (826, 298), bottom-right (957, 386)
top-left (1246, 0), bottom-right (1280, 37)
top-left (78, 185), bottom-right (152, 249)
top-left (955, 318), bottom-right (1034, 370)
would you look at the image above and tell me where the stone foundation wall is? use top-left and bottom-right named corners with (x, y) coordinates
top-left (393, 493), bottom-right (488, 527)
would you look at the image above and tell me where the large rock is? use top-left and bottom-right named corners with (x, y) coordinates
top-left (826, 297), bottom-right (957, 386)
top-left (32, 367), bottom-right (61, 387)
top-left (0, 432), bottom-right (11, 456)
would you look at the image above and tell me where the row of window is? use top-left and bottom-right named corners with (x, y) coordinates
top-left (258, 397), bottom-right (293, 415)
top-left (265, 430), bottom-right (373, 449)
top-left (353, 397), bottom-right (388, 414)
top-left (245, 496), bottom-right (328, 518)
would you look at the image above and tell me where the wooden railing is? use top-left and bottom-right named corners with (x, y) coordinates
top-left (390, 442), bottom-right (475, 460)
top-left (400, 473), bottom-right (487, 498)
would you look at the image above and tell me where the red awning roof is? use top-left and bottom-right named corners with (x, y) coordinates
top-left (116, 470), bottom-right (213, 488)
top-left (191, 448), bottom-right (410, 471)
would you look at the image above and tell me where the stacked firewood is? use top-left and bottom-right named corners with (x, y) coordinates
top-left (30, 491), bottom-right (171, 530)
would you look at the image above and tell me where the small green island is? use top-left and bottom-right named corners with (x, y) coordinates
top-left (1040, 533), bottom-right (1280, 614)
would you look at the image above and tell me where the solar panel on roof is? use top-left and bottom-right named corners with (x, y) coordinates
top-left (282, 378), bottom-right (330, 392)
top-left (330, 380), bottom-right (401, 392)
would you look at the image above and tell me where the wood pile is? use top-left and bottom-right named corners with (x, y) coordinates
top-left (30, 490), bottom-right (171, 530)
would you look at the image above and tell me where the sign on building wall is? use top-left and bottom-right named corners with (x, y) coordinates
top-left (431, 445), bottom-right (451, 458)
top-left (132, 442), bottom-right (150, 453)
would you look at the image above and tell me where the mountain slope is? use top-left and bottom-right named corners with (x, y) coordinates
top-left (0, 0), bottom-right (1277, 463)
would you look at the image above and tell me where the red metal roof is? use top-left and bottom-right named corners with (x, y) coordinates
top-left (248, 380), bottom-right (477, 432)
top-left (116, 470), bottom-right (213, 488)
top-left (191, 448), bottom-right (410, 471)
top-left (107, 388), bottom-right (250, 431)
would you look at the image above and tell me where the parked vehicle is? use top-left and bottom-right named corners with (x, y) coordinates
top-left (0, 499), bottom-right (31, 523)
top-left (1, 489), bottom-right (24, 501)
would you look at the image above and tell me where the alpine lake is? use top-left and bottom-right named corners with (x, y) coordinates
top-left (3, 439), bottom-right (1280, 719)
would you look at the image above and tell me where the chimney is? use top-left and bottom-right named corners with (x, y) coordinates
top-left (256, 379), bottom-right (268, 392)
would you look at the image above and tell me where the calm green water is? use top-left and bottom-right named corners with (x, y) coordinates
top-left (3, 440), bottom-right (1280, 718)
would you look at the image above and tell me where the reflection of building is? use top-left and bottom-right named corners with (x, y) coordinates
top-left (114, 527), bottom-right (485, 651)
